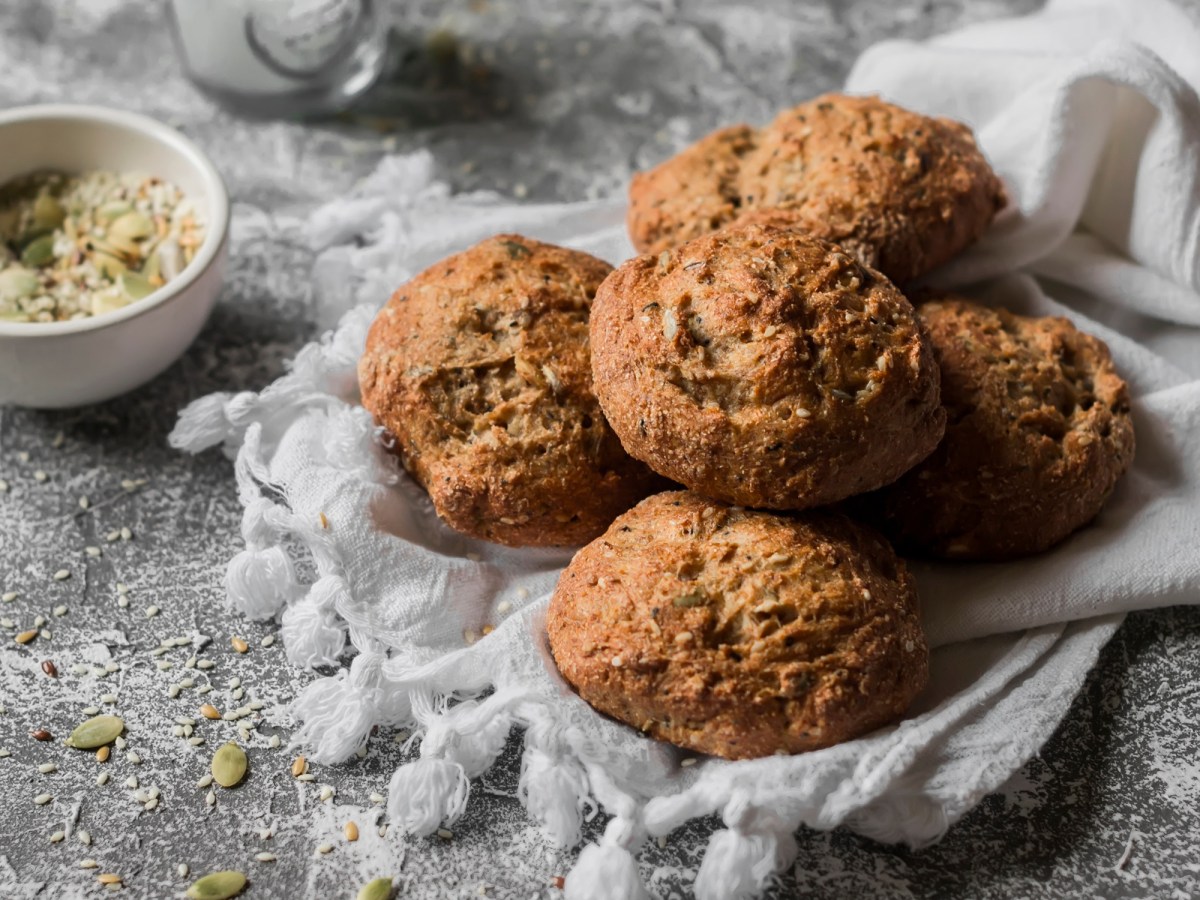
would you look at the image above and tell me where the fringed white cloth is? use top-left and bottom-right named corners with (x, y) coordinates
top-left (170, 2), bottom-right (1200, 895)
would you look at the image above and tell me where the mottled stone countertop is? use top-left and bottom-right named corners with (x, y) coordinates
top-left (2, 1), bottom-right (1199, 898)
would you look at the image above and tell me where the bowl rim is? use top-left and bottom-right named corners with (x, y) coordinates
top-left (0, 103), bottom-right (230, 339)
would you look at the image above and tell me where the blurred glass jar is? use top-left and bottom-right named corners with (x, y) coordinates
top-left (167, 0), bottom-right (388, 118)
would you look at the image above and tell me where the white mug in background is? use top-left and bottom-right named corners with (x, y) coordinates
top-left (166, 0), bottom-right (389, 118)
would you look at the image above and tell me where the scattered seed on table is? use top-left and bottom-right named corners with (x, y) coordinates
top-left (38, 762), bottom-right (57, 774)
top-left (254, 852), bottom-right (276, 863)
top-left (196, 773), bottom-right (213, 789)
top-left (32, 729), bottom-right (53, 741)
top-left (116, 582), bottom-right (128, 594)
top-left (117, 596), bottom-right (129, 609)
top-left (115, 736), bottom-right (126, 749)
top-left (34, 470), bottom-right (48, 483)
top-left (34, 615), bottom-right (46, 627)
top-left (227, 677), bottom-right (241, 689)
top-left (0, 748), bottom-right (11, 758)
top-left (2, 591), bottom-right (17, 601)
top-left (34, 793), bottom-right (52, 805)
top-left (42, 660), bottom-right (59, 678)
top-left (205, 790), bottom-right (216, 807)
top-left (52, 569), bottom-right (70, 581)
top-left (172, 725), bottom-right (185, 737)
top-left (188, 737), bottom-right (205, 746)
top-left (199, 703), bottom-right (220, 720)
top-left (268, 735), bottom-right (281, 749)
top-left (290, 756), bottom-right (306, 778)
top-left (0, 480), bottom-right (7, 492)
top-left (120, 527), bottom-right (132, 541)
top-left (96, 746), bottom-right (110, 762)
top-left (126, 751), bottom-right (142, 765)
top-left (50, 830), bottom-right (65, 843)
top-left (230, 636), bottom-right (249, 654)
top-left (67, 716), bottom-right (123, 749)
top-left (247, 700), bottom-right (264, 711)
top-left (39, 628), bottom-right (51, 639)
top-left (53, 604), bottom-right (68, 616)
top-left (105, 662), bottom-right (119, 673)
top-left (344, 821), bottom-right (359, 842)
top-left (157, 661), bottom-right (173, 671)
top-left (85, 546), bottom-right (101, 558)
top-left (230, 687), bottom-right (244, 701)
top-left (197, 660), bottom-right (215, 670)
top-left (15, 629), bottom-right (37, 645)
top-left (78, 830), bottom-right (91, 846)
top-left (357, 878), bottom-right (394, 900)
top-left (186, 870), bottom-right (246, 900)
top-left (296, 773), bottom-right (315, 783)
top-left (145, 797), bottom-right (159, 810)
top-left (100, 694), bottom-right (117, 705)
top-left (145, 606), bottom-right (160, 618)
top-left (197, 685), bottom-right (212, 695)
top-left (79, 859), bottom-right (98, 869)
top-left (96, 772), bottom-right (110, 785)
top-left (184, 657), bottom-right (197, 669)
top-left (318, 786), bottom-right (334, 802)
top-left (261, 635), bottom-right (275, 648)
top-left (78, 496), bottom-right (90, 510)
top-left (97, 874), bottom-right (121, 885)
top-left (177, 863), bottom-right (189, 878)
top-left (437, 828), bottom-right (454, 840)
top-left (126, 775), bottom-right (138, 789)
top-left (106, 531), bottom-right (121, 543)
top-left (168, 685), bottom-right (182, 699)
top-left (316, 843), bottom-right (333, 855)
top-left (369, 792), bottom-right (384, 805)
top-left (180, 677), bottom-right (195, 688)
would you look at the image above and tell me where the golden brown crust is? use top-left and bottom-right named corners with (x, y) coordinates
top-left (590, 221), bottom-right (946, 510)
top-left (358, 234), bottom-right (664, 547)
top-left (546, 491), bottom-right (929, 760)
top-left (628, 93), bottom-right (1006, 284)
top-left (860, 297), bottom-right (1136, 560)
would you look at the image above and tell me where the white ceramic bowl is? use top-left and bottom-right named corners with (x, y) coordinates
top-left (0, 105), bottom-right (230, 408)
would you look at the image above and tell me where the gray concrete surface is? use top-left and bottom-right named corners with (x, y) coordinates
top-left (3, 1), bottom-right (1200, 897)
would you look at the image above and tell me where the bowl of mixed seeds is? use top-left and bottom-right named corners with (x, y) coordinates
top-left (0, 105), bottom-right (229, 408)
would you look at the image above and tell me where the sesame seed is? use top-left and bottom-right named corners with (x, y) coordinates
top-left (261, 635), bottom-right (275, 648)
top-left (85, 547), bottom-right (101, 558)
top-left (497, 600), bottom-right (512, 615)
top-left (255, 852), bottom-right (277, 862)
top-left (258, 828), bottom-right (272, 840)
top-left (796, 408), bottom-right (811, 418)
top-left (657, 836), bottom-right (667, 849)
top-left (52, 604), bottom-right (68, 616)
top-left (157, 661), bottom-right (173, 671)
top-left (316, 843), bottom-right (333, 855)
top-left (34, 470), bottom-right (47, 482)
top-left (116, 582), bottom-right (128, 594)
top-left (39, 628), bottom-right (51, 640)
top-left (188, 737), bottom-right (205, 747)
top-left (516, 587), bottom-right (530, 600)
top-left (34, 615), bottom-right (45, 627)
top-left (106, 531), bottom-right (120, 543)
top-left (100, 694), bottom-right (117, 705)
top-left (177, 864), bottom-right (188, 878)
top-left (114, 736), bottom-right (126, 749)
top-left (79, 859), bottom-right (98, 869)
top-left (268, 735), bottom-right (281, 749)
top-left (121, 479), bottom-right (145, 492)
top-left (2, 591), bottom-right (17, 602)
top-left (96, 772), bottom-right (110, 786)
top-left (52, 569), bottom-right (70, 581)
top-left (0, 748), bottom-right (10, 758)
top-left (205, 790), bottom-right (216, 807)
top-left (78, 496), bottom-right (89, 510)
top-left (125, 776), bottom-right (138, 789)
top-left (117, 596), bottom-right (129, 609)
top-left (318, 512), bottom-right (329, 529)
top-left (126, 752), bottom-right (142, 765)
top-left (168, 685), bottom-right (182, 699)
top-left (197, 685), bottom-right (212, 695)
top-left (436, 828), bottom-right (454, 840)
top-left (247, 700), bottom-right (264, 711)
top-left (0, 480), bottom-right (7, 492)
top-left (680, 758), bottom-right (697, 767)
top-left (144, 797), bottom-right (159, 810)
top-left (78, 830), bottom-right (91, 846)
top-left (180, 677), bottom-right (194, 688)
top-left (196, 774), bottom-right (213, 789)
top-left (145, 606), bottom-right (160, 618)
top-left (296, 773), bottom-right (316, 782)
top-left (38, 762), bottom-right (57, 774)
top-left (196, 659), bottom-right (215, 670)
top-left (34, 793), bottom-right (52, 805)
top-left (105, 661), bottom-right (119, 673)
top-left (319, 786), bottom-right (334, 802)
top-left (610, 656), bottom-right (624, 668)
top-left (369, 792), bottom-right (385, 805)
top-left (120, 527), bottom-right (132, 541)
top-left (50, 831), bottom-right (65, 843)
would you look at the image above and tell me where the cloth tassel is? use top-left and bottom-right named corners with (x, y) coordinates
top-left (290, 669), bottom-right (378, 763)
top-left (387, 756), bottom-right (470, 836)
top-left (281, 575), bottom-right (350, 669)
top-left (435, 713), bottom-right (512, 779)
top-left (565, 829), bottom-right (650, 900)
top-left (693, 827), bottom-right (799, 900)
top-left (518, 733), bottom-right (592, 847)
top-left (168, 392), bottom-right (236, 452)
top-left (224, 546), bottom-right (298, 620)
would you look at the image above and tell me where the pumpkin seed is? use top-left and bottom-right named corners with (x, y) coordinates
top-left (357, 878), bottom-right (394, 900)
top-left (93, 252), bottom-right (126, 280)
top-left (499, 238), bottom-right (531, 259)
top-left (119, 272), bottom-right (156, 301)
top-left (66, 715), bottom-right (124, 749)
top-left (673, 591), bottom-right (707, 608)
top-left (31, 193), bottom-right (65, 231)
top-left (186, 870), bottom-right (247, 900)
top-left (95, 200), bottom-right (132, 225)
top-left (107, 211), bottom-right (154, 241)
top-left (211, 742), bottom-right (247, 788)
top-left (20, 234), bottom-right (55, 268)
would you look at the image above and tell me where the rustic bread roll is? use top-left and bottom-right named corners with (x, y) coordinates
top-left (590, 221), bottom-right (945, 509)
top-left (628, 93), bottom-right (1006, 284)
top-left (861, 296), bottom-right (1136, 559)
top-left (547, 491), bottom-right (929, 760)
top-left (359, 234), bottom-right (663, 547)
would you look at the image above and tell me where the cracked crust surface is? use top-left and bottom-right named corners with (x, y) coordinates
top-left (358, 234), bottom-right (663, 547)
top-left (590, 221), bottom-right (946, 510)
top-left (862, 297), bottom-right (1136, 559)
top-left (628, 93), bottom-right (1006, 284)
top-left (546, 491), bottom-right (929, 760)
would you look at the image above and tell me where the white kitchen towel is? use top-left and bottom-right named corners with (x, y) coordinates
top-left (171, 1), bottom-right (1200, 897)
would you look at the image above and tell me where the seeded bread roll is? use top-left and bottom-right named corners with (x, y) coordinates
top-left (547, 491), bottom-right (929, 760)
top-left (589, 221), bottom-right (946, 510)
top-left (860, 296), bottom-right (1136, 559)
top-left (628, 93), bottom-right (1006, 284)
top-left (359, 234), bottom-right (663, 547)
